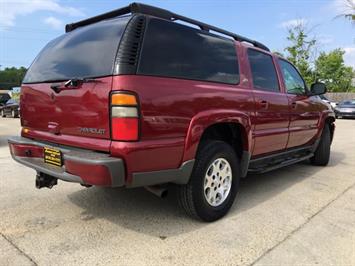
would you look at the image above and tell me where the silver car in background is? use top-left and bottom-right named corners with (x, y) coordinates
top-left (334, 99), bottom-right (355, 119)
top-left (319, 94), bottom-right (337, 109)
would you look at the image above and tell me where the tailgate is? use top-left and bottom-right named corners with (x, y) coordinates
top-left (21, 77), bottom-right (112, 145)
top-left (19, 15), bottom-right (131, 152)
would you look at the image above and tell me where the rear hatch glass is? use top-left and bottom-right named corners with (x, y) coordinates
top-left (23, 16), bottom-right (130, 83)
top-left (21, 16), bottom-right (130, 150)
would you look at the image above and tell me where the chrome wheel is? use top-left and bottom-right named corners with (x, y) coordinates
top-left (204, 158), bottom-right (232, 207)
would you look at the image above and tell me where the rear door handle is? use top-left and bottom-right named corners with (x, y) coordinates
top-left (259, 100), bottom-right (269, 109)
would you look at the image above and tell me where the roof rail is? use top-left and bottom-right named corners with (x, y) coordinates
top-left (65, 2), bottom-right (270, 52)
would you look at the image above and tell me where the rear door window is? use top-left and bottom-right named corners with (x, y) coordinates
top-left (138, 18), bottom-right (239, 84)
top-left (247, 49), bottom-right (280, 92)
top-left (23, 16), bottom-right (130, 83)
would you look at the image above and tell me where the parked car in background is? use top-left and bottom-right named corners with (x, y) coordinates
top-left (0, 92), bottom-right (11, 107)
top-left (8, 3), bottom-right (335, 221)
top-left (334, 99), bottom-right (355, 119)
top-left (319, 94), bottom-right (337, 109)
top-left (1, 99), bottom-right (20, 118)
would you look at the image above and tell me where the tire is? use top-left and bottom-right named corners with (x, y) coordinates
top-left (12, 109), bottom-right (18, 118)
top-left (178, 140), bottom-right (240, 222)
top-left (310, 124), bottom-right (331, 166)
top-left (1, 110), bottom-right (5, 117)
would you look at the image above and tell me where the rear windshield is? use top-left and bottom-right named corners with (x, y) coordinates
top-left (23, 16), bottom-right (130, 84)
top-left (138, 18), bottom-right (239, 85)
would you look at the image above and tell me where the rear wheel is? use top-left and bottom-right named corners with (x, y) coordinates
top-left (310, 124), bottom-right (331, 166)
top-left (178, 140), bottom-right (240, 222)
top-left (1, 110), bottom-right (5, 117)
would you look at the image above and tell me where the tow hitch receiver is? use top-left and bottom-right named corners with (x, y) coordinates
top-left (36, 172), bottom-right (58, 189)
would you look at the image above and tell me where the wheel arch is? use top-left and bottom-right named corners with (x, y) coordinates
top-left (324, 116), bottom-right (335, 143)
top-left (182, 110), bottom-right (252, 176)
top-left (317, 111), bottom-right (335, 143)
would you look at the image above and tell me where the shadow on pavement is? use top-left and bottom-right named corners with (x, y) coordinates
top-left (0, 135), bottom-right (10, 148)
top-left (66, 151), bottom-right (344, 238)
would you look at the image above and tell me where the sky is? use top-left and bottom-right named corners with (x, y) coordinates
top-left (0, 0), bottom-right (354, 70)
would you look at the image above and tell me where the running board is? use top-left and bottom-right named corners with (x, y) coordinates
top-left (248, 153), bottom-right (314, 174)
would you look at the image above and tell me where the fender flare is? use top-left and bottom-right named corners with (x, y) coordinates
top-left (316, 110), bottom-right (336, 141)
top-left (182, 109), bottom-right (253, 163)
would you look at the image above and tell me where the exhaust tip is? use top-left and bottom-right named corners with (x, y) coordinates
top-left (145, 185), bottom-right (168, 198)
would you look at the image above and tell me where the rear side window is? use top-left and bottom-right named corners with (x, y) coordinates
top-left (138, 18), bottom-right (239, 84)
top-left (0, 94), bottom-right (10, 102)
top-left (247, 49), bottom-right (279, 92)
top-left (23, 16), bottom-right (130, 83)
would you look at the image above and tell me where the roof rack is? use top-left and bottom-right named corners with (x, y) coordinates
top-left (65, 2), bottom-right (270, 52)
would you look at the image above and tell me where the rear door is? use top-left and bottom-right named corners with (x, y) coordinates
top-left (247, 49), bottom-right (290, 156)
top-left (20, 16), bottom-right (131, 151)
top-left (277, 59), bottom-right (320, 148)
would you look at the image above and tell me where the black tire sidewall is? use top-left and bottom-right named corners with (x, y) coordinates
top-left (190, 141), bottom-right (240, 221)
top-left (311, 124), bottom-right (331, 166)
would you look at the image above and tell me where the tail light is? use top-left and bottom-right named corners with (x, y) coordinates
top-left (110, 92), bottom-right (140, 141)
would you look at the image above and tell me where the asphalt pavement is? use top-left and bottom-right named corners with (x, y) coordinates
top-left (0, 117), bottom-right (354, 266)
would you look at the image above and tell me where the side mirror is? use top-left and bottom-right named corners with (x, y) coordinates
top-left (310, 82), bottom-right (327, 96)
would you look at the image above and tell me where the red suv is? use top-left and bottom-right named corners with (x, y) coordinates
top-left (8, 3), bottom-right (335, 221)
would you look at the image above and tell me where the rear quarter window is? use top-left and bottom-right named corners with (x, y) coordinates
top-left (138, 18), bottom-right (239, 84)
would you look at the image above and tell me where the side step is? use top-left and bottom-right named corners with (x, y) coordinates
top-left (248, 153), bottom-right (314, 174)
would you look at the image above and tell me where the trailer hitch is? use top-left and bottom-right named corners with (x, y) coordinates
top-left (36, 172), bottom-right (58, 189)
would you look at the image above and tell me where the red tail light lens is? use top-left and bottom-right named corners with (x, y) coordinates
top-left (111, 92), bottom-right (139, 141)
top-left (111, 118), bottom-right (139, 141)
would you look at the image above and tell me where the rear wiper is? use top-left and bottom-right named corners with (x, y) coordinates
top-left (50, 78), bottom-right (99, 93)
top-left (64, 78), bottom-right (98, 87)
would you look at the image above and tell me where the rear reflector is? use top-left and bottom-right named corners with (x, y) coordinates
top-left (111, 92), bottom-right (140, 141)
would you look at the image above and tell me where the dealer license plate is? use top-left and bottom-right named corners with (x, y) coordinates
top-left (44, 147), bottom-right (62, 167)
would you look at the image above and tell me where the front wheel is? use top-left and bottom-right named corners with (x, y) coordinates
top-left (178, 140), bottom-right (240, 222)
top-left (310, 124), bottom-right (331, 166)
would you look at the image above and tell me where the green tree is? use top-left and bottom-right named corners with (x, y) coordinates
top-left (284, 23), bottom-right (316, 86)
top-left (0, 67), bottom-right (27, 90)
top-left (315, 49), bottom-right (355, 92)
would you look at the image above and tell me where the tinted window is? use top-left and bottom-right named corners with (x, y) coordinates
top-left (23, 16), bottom-right (130, 83)
top-left (6, 99), bottom-right (17, 104)
top-left (340, 100), bottom-right (355, 106)
top-left (0, 93), bottom-right (10, 102)
top-left (278, 59), bottom-right (306, 95)
top-left (247, 49), bottom-right (279, 92)
top-left (138, 19), bottom-right (239, 84)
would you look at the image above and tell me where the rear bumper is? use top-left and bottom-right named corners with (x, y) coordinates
top-left (8, 136), bottom-right (125, 187)
top-left (8, 136), bottom-right (195, 188)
